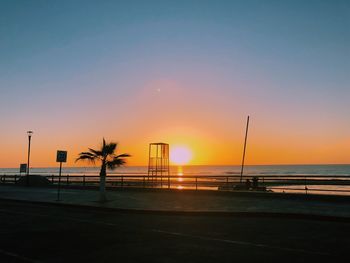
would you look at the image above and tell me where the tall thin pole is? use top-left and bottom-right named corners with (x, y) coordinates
top-left (57, 161), bottom-right (62, 201)
top-left (240, 116), bottom-right (250, 183)
top-left (155, 144), bottom-right (159, 187)
top-left (26, 133), bottom-right (32, 186)
top-left (167, 144), bottom-right (170, 189)
top-left (147, 144), bottom-right (151, 184)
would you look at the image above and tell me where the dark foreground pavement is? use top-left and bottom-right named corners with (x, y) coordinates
top-left (1, 186), bottom-right (350, 218)
top-left (0, 200), bottom-right (349, 263)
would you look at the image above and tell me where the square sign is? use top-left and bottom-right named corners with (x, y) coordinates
top-left (56, 150), bottom-right (67, 163)
top-left (20, 163), bottom-right (27, 173)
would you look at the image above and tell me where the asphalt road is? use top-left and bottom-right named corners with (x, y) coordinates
top-left (0, 200), bottom-right (349, 263)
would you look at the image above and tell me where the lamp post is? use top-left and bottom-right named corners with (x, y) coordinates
top-left (26, 131), bottom-right (33, 186)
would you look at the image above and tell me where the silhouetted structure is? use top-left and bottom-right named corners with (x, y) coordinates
top-left (147, 143), bottom-right (170, 188)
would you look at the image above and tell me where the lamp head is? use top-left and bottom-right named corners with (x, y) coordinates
top-left (27, 131), bottom-right (33, 137)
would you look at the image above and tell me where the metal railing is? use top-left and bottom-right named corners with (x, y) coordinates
top-left (1, 173), bottom-right (350, 196)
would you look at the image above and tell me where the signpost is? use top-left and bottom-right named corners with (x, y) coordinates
top-left (56, 150), bottom-right (67, 201)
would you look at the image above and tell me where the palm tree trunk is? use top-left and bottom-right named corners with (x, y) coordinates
top-left (99, 164), bottom-right (107, 202)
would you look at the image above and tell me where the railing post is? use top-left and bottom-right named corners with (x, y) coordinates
top-left (196, 177), bottom-right (198, 191)
top-left (66, 174), bottom-right (69, 186)
top-left (3, 174), bottom-right (6, 183)
top-left (52, 174), bottom-right (54, 184)
top-left (121, 176), bottom-right (124, 188)
top-left (83, 174), bottom-right (86, 187)
top-left (304, 176), bottom-right (307, 195)
top-left (226, 177), bottom-right (229, 188)
top-left (14, 174), bottom-right (17, 184)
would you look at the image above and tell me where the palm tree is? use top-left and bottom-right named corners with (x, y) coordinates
top-left (76, 138), bottom-right (131, 202)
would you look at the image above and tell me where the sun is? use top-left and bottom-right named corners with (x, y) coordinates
top-left (170, 146), bottom-right (193, 165)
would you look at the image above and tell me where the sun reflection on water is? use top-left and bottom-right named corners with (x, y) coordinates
top-left (177, 166), bottom-right (184, 182)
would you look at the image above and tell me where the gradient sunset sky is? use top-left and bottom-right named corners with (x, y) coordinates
top-left (0, 0), bottom-right (349, 167)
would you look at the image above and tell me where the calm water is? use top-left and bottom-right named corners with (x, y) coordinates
top-left (1, 164), bottom-right (350, 176)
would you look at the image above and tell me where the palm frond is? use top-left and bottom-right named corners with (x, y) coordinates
top-left (75, 154), bottom-right (97, 164)
top-left (78, 151), bottom-right (96, 157)
top-left (88, 148), bottom-right (103, 157)
top-left (103, 142), bottom-right (117, 156)
top-left (116, 153), bottom-right (131, 158)
top-left (76, 139), bottom-right (131, 172)
top-left (106, 154), bottom-right (130, 170)
top-left (106, 161), bottom-right (116, 170)
top-left (102, 138), bottom-right (106, 149)
top-left (106, 159), bottom-right (124, 170)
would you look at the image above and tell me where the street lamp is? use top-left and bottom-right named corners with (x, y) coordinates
top-left (26, 131), bottom-right (33, 186)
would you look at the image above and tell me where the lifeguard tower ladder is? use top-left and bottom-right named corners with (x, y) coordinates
top-left (147, 143), bottom-right (170, 188)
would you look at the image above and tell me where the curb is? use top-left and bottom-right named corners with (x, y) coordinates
top-left (1, 197), bottom-right (350, 223)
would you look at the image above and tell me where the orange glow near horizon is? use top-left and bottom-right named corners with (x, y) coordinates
top-left (1, 79), bottom-right (350, 168)
top-left (1, 127), bottom-right (350, 168)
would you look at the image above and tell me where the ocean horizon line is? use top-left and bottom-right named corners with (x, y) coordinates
top-left (1, 163), bottom-right (350, 170)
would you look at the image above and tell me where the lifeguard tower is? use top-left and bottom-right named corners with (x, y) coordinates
top-left (147, 143), bottom-right (170, 188)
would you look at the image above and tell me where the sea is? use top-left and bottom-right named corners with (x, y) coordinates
top-left (1, 164), bottom-right (350, 176)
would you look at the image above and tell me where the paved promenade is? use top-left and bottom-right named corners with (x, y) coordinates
top-left (1, 185), bottom-right (350, 219)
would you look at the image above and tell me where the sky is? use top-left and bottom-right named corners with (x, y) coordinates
top-left (0, 0), bottom-right (349, 167)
